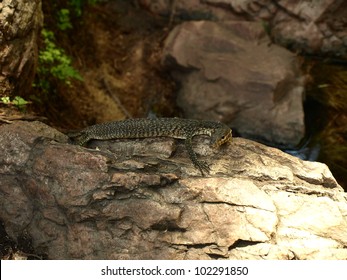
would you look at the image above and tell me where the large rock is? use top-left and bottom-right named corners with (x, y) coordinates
top-left (162, 21), bottom-right (305, 147)
top-left (0, 0), bottom-right (42, 96)
top-left (0, 121), bottom-right (346, 260)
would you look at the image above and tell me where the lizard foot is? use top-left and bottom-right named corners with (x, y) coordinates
top-left (195, 160), bottom-right (210, 176)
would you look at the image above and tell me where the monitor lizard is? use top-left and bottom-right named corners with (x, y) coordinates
top-left (70, 118), bottom-right (232, 175)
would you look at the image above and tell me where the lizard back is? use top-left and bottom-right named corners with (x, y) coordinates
top-left (71, 118), bottom-right (232, 175)
top-left (76, 118), bottom-right (230, 145)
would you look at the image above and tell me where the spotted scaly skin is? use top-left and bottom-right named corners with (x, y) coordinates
top-left (71, 118), bottom-right (232, 175)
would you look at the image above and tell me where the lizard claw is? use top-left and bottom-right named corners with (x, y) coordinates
top-left (195, 160), bottom-right (210, 176)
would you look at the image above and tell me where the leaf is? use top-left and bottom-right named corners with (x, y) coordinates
top-left (1, 96), bottom-right (11, 104)
top-left (13, 96), bottom-right (30, 107)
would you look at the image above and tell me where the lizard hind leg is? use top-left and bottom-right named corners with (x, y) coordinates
top-left (68, 132), bottom-right (90, 146)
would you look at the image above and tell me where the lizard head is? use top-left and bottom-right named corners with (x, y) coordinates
top-left (210, 126), bottom-right (232, 149)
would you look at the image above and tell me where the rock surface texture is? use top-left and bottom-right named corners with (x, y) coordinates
top-left (140, 0), bottom-right (347, 55)
top-left (162, 21), bottom-right (305, 147)
top-left (0, 0), bottom-right (42, 96)
top-left (0, 121), bottom-right (346, 260)
top-left (272, 0), bottom-right (347, 55)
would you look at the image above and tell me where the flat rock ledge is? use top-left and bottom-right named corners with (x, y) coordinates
top-left (0, 121), bottom-right (346, 260)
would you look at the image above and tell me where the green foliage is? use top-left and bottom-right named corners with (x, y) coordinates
top-left (35, 29), bottom-right (82, 93)
top-left (34, 0), bottom-right (103, 94)
top-left (1, 96), bottom-right (30, 109)
top-left (13, 96), bottom-right (30, 107)
top-left (0, 96), bottom-right (10, 104)
top-left (55, 1), bottom-right (102, 30)
top-left (57, 8), bottom-right (73, 30)
top-left (69, 0), bottom-right (100, 17)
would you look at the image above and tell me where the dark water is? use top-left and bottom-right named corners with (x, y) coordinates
top-left (289, 60), bottom-right (347, 190)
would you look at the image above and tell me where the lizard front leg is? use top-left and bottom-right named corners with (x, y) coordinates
top-left (184, 137), bottom-right (210, 176)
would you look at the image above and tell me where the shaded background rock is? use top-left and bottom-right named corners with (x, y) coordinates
top-left (140, 0), bottom-right (347, 55)
top-left (271, 0), bottom-right (347, 55)
top-left (139, 0), bottom-right (237, 21)
top-left (0, 121), bottom-right (346, 259)
top-left (0, 0), bottom-right (43, 96)
top-left (162, 20), bottom-right (305, 147)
